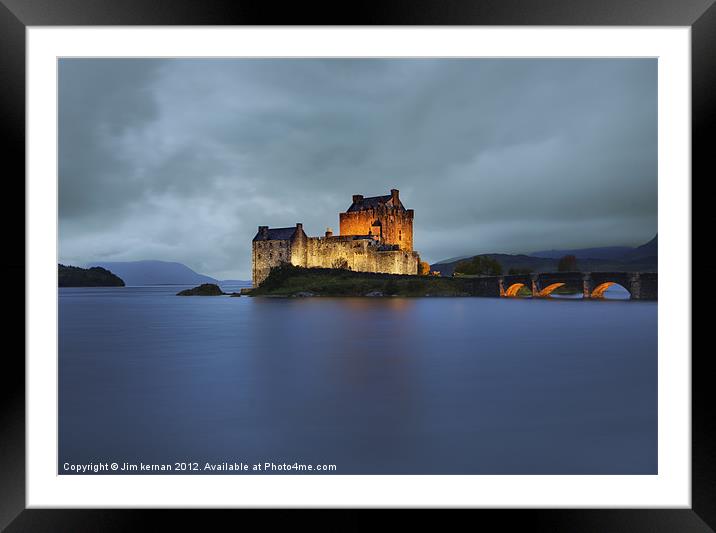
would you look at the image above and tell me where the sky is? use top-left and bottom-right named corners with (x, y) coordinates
top-left (59, 58), bottom-right (657, 280)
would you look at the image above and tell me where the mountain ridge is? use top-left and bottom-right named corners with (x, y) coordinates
top-left (430, 235), bottom-right (657, 276)
top-left (86, 260), bottom-right (218, 286)
top-left (529, 235), bottom-right (657, 261)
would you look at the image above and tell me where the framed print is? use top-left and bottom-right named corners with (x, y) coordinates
top-left (3, 0), bottom-right (711, 529)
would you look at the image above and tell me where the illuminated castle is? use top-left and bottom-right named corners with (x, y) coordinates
top-left (252, 189), bottom-right (420, 286)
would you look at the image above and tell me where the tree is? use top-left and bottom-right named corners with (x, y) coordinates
top-left (557, 254), bottom-right (578, 272)
top-left (418, 261), bottom-right (431, 276)
top-left (454, 255), bottom-right (502, 276)
top-left (508, 268), bottom-right (533, 275)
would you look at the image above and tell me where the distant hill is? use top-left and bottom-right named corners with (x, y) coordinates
top-left (86, 260), bottom-right (218, 286)
top-left (624, 234), bottom-right (657, 260)
top-left (530, 235), bottom-right (657, 261)
top-left (59, 264), bottom-right (125, 287)
top-left (431, 235), bottom-right (657, 276)
top-left (432, 255), bottom-right (472, 265)
top-left (530, 246), bottom-right (634, 261)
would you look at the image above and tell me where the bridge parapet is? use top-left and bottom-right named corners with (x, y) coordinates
top-left (461, 275), bottom-right (502, 297)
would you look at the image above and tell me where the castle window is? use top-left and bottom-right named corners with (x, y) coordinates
top-left (399, 230), bottom-right (402, 241)
top-left (269, 253), bottom-right (273, 259)
top-left (258, 254), bottom-right (262, 259)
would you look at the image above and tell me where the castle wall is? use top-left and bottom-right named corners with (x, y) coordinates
top-left (305, 237), bottom-right (418, 275)
top-left (339, 206), bottom-right (414, 251)
top-left (252, 239), bottom-right (291, 287)
top-left (373, 247), bottom-right (419, 275)
top-left (289, 230), bottom-right (308, 268)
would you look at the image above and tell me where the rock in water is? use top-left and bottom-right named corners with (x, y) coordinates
top-left (291, 291), bottom-right (316, 298)
top-left (176, 283), bottom-right (226, 296)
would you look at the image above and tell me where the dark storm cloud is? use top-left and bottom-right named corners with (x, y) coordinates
top-left (58, 58), bottom-right (657, 279)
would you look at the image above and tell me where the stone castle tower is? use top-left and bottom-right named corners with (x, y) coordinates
top-left (251, 189), bottom-right (419, 286)
top-left (339, 189), bottom-right (414, 251)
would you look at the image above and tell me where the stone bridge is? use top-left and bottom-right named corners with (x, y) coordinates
top-left (459, 272), bottom-right (657, 300)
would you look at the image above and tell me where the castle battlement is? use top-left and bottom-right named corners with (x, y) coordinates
top-left (251, 190), bottom-right (420, 287)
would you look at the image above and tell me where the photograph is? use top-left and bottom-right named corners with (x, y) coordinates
top-left (57, 57), bottom-right (659, 476)
top-left (2, 4), bottom-right (706, 525)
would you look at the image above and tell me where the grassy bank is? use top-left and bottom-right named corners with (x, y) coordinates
top-left (252, 264), bottom-right (469, 297)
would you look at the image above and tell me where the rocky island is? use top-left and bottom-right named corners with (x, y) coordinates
top-left (176, 283), bottom-right (241, 296)
top-left (251, 264), bottom-right (468, 297)
top-left (177, 283), bottom-right (226, 296)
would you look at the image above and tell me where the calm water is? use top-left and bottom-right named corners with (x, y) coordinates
top-left (59, 286), bottom-right (657, 475)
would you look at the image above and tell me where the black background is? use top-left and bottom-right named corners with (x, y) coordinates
top-left (1, 0), bottom-right (711, 529)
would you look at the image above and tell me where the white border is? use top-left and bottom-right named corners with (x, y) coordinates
top-left (27, 27), bottom-right (691, 508)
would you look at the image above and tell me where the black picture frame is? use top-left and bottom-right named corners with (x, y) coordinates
top-left (2, 0), bottom-right (709, 529)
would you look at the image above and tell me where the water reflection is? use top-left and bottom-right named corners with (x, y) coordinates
top-left (59, 287), bottom-right (656, 474)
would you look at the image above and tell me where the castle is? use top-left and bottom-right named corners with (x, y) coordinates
top-left (252, 189), bottom-right (420, 286)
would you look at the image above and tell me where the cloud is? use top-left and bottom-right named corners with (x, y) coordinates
top-left (58, 58), bottom-right (657, 279)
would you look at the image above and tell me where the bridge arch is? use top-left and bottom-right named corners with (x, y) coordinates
top-left (535, 272), bottom-right (585, 299)
top-left (500, 275), bottom-right (533, 297)
top-left (587, 273), bottom-right (634, 299)
top-left (505, 283), bottom-right (527, 297)
top-left (590, 281), bottom-right (631, 299)
top-left (538, 282), bottom-right (566, 297)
